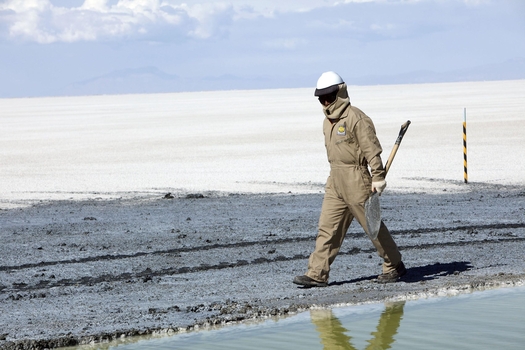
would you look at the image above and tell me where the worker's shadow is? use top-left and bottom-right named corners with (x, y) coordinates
top-left (328, 261), bottom-right (473, 286)
top-left (401, 261), bottom-right (473, 283)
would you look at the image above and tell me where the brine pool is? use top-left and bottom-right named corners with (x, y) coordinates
top-left (68, 285), bottom-right (525, 350)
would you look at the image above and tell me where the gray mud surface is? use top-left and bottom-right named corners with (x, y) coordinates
top-left (1, 181), bottom-right (525, 349)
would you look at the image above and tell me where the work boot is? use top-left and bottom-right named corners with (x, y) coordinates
top-left (293, 275), bottom-right (328, 287)
top-left (376, 262), bottom-right (407, 283)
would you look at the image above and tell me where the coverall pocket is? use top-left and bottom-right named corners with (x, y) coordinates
top-left (359, 168), bottom-right (372, 187)
top-left (357, 168), bottom-right (372, 202)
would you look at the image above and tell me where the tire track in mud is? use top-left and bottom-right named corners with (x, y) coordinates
top-left (2, 223), bottom-right (525, 293)
top-left (1, 222), bottom-right (523, 273)
top-left (390, 222), bottom-right (525, 236)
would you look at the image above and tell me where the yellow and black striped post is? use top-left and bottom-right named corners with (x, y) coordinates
top-left (463, 108), bottom-right (468, 183)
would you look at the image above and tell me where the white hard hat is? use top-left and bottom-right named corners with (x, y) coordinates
top-left (314, 71), bottom-right (344, 96)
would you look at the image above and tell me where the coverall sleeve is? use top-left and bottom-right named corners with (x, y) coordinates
top-left (355, 118), bottom-right (386, 182)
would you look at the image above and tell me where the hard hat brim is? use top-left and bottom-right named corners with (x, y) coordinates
top-left (314, 84), bottom-right (339, 97)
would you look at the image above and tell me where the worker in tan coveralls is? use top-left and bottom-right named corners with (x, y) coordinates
top-left (293, 71), bottom-right (406, 287)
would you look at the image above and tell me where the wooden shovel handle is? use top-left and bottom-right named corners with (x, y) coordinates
top-left (384, 120), bottom-right (411, 176)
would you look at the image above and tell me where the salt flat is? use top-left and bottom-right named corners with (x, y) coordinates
top-left (1, 80), bottom-right (524, 208)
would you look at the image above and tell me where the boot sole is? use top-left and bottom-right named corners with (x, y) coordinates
top-left (293, 278), bottom-right (328, 287)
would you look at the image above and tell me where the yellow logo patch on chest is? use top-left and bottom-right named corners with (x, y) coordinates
top-left (337, 125), bottom-right (346, 136)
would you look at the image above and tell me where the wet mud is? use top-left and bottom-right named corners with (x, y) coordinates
top-left (1, 182), bottom-right (524, 349)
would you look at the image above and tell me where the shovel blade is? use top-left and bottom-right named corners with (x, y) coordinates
top-left (365, 192), bottom-right (381, 240)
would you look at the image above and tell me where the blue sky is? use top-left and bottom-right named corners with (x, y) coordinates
top-left (0, 0), bottom-right (524, 97)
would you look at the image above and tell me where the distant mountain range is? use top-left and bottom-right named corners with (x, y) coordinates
top-left (61, 66), bottom-right (182, 96)
top-left (351, 57), bottom-right (525, 85)
top-left (59, 58), bottom-right (525, 96)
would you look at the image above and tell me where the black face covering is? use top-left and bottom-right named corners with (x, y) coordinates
top-left (322, 83), bottom-right (350, 120)
top-left (318, 91), bottom-right (338, 105)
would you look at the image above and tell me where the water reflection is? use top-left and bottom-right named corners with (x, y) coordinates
top-left (311, 301), bottom-right (405, 350)
top-left (63, 287), bottom-right (525, 350)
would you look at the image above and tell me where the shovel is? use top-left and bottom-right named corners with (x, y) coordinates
top-left (365, 120), bottom-right (411, 240)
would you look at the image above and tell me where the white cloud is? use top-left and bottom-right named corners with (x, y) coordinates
top-left (1, 0), bottom-right (501, 44)
top-left (0, 0), bottom-right (239, 43)
top-left (4, 0), bottom-right (473, 43)
top-left (81, 0), bottom-right (109, 11)
top-left (3, 0), bottom-right (394, 43)
top-left (0, 1), bottom-right (292, 43)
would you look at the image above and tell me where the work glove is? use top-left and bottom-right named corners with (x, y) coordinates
top-left (372, 180), bottom-right (387, 195)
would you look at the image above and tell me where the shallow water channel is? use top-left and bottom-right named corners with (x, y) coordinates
top-left (72, 285), bottom-right (525, 350)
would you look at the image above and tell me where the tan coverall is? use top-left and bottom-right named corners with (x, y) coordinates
top-left (305, 83), bottom-right (402, 283)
